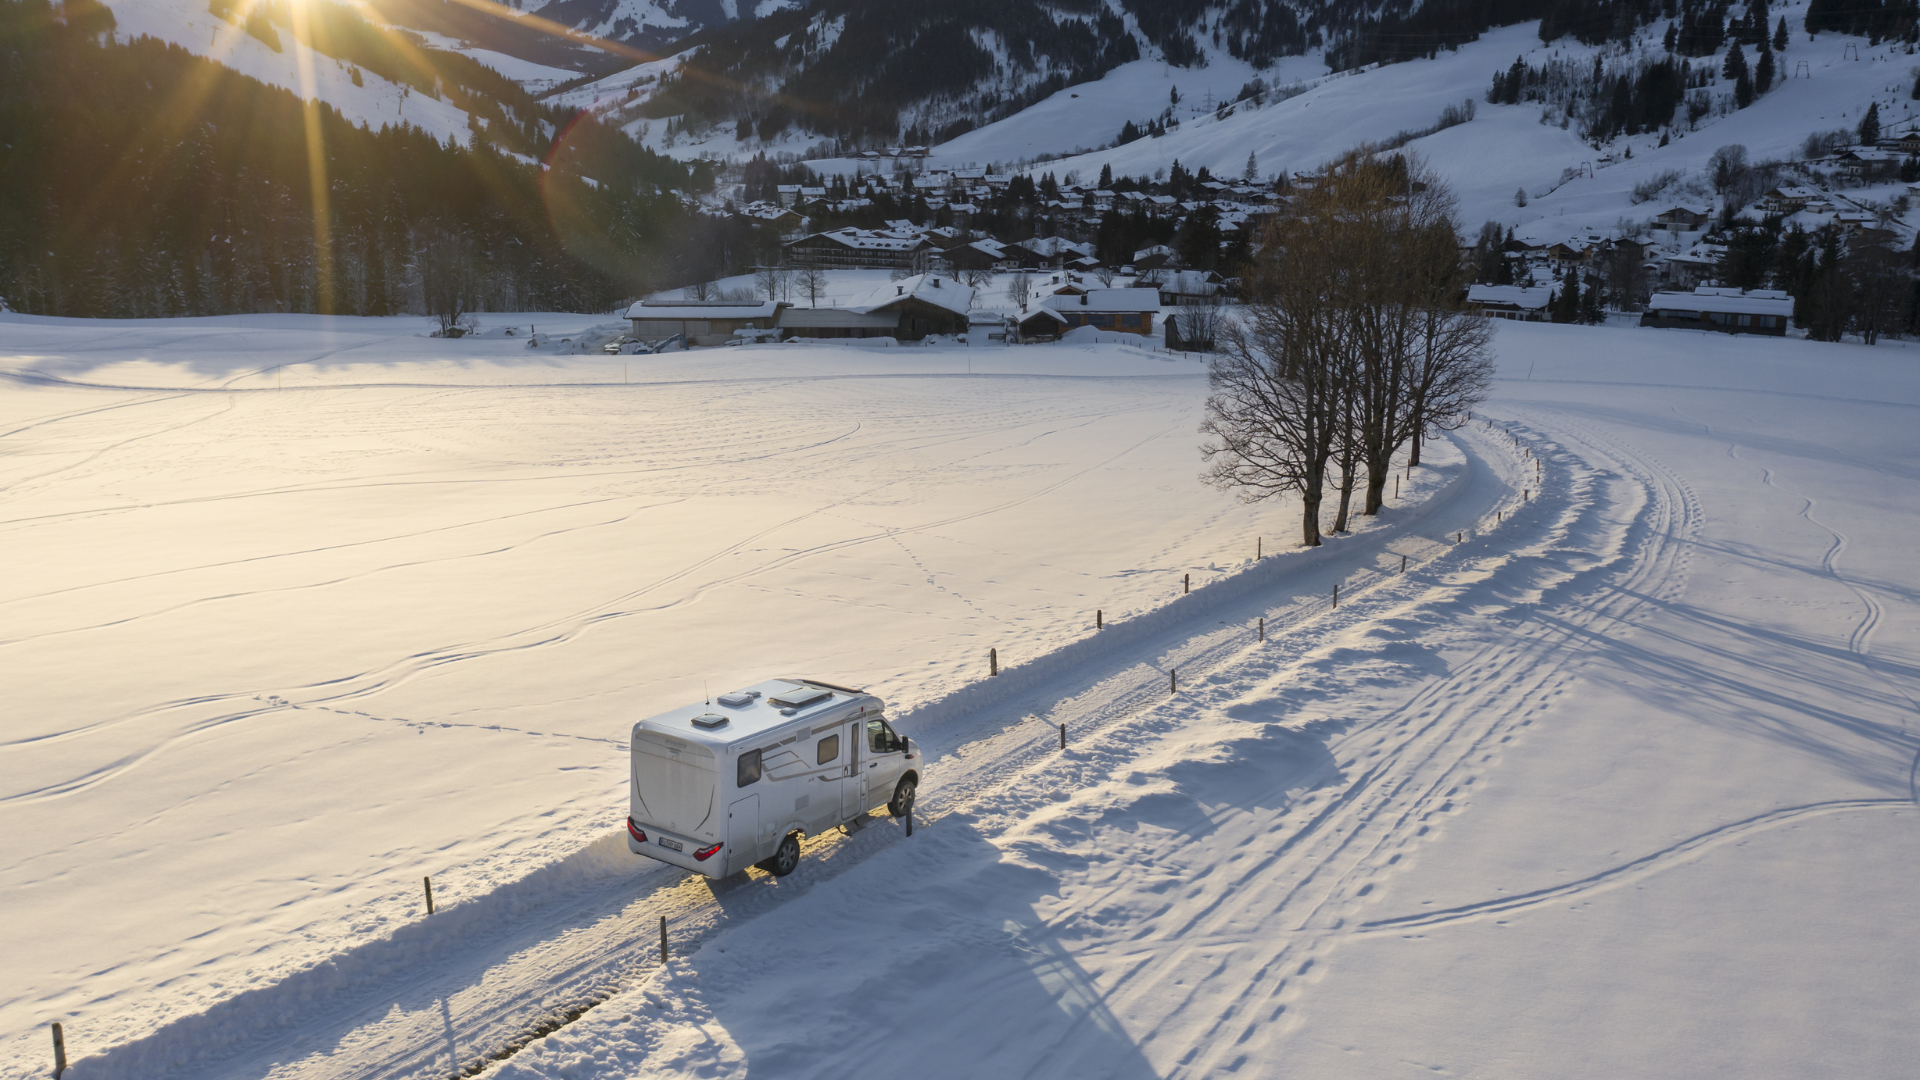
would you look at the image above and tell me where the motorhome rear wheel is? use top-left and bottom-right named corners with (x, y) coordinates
top-left (756, 833), bottom-right (801, 877)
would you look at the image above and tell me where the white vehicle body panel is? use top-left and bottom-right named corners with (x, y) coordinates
top-left (626, 678), bottom-right (914, 878)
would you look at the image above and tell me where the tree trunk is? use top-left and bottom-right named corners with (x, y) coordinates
top-left (1301, 462), bottom-right (1325, 546)
top-left (1363, 459), bottom-right (1389, 515)
top-left (1332, 448), bottom-right (1355, 532)
top-left (1408, 425), bottom-right (1422, 467)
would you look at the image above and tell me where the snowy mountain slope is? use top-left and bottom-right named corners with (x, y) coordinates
top-left (967, 7), bottom-right (1918, 239)
top-left (107, 0), bottom-right (475, 141)
top-left (528, 0), bottom-right (762, 51)
top-left (588, 0), bottom-right (1530, 160)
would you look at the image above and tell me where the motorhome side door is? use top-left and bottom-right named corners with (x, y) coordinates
top-left (838, 716), bottom-right (864, 821)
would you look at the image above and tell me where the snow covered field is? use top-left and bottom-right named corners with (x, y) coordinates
top-left (2, 313), bottom-right (1917, 1079)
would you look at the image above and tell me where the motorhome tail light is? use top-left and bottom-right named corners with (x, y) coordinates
top-left (692, 842), bottom-right (724, 862)
top-left (626, 817), bottom-right (647, 843)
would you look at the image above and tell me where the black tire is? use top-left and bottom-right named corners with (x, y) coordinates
top-left (756, 832), bottom-right (801, 877)
top-left (888, 776), bottom-right (917, 819)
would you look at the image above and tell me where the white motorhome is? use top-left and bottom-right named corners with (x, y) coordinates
top-left (625, 678), bottom-right (918, 878)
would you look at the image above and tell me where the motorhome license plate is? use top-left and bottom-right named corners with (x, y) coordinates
top-left (658, 837), bottom-right (682, 852)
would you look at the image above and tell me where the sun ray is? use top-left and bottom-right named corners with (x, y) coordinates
top-left (286, 0), bottom-right (335, 313)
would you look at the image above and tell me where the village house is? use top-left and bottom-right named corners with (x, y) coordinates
top-left (1466, 283), bottom-right (1556, 322)
top-left (1016, 287), bottom-right (1161, 341)
top-left (626, 300), bottom-right (788, 347)
top-left (1835, 147), bottom-right (1899, 180)
top-left (1639, 287), bottom-right (1791, 336)
top-left (1761, 186), bottom-right (1820, 215)
top-left (940, 238), bottom-right (1014, 272)
top-left (781, 274), bottom-right (975, 341)
top-left (1650, 205), bottom-right (1712, 232)
top-left (1131, 245), bottom-right (1176, 273)
top-left (784, 228), bottom-right (937, 271)
top-left (1656, 245), bottom-right (1721, 289)
top-left (1006, 236), bottom-right (1096, 269)
top-left (1140, 267), bottom-right (1225, 306)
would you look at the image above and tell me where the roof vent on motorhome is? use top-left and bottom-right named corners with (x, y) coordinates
top-left (717, 691), bottom-right (758, 708)
top-left (769, 684), bottom-right (832, 709)
top-left (691, 713), bottom-right (730, 729)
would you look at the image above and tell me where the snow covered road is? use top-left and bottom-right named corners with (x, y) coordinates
top-left (4, 316), bottom-right (1918, 1078)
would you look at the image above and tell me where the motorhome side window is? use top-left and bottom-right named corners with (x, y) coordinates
top-left (867, 718), bottom-right (901, 753)
top-left (737, 749), bottom-right (762, 788)
top-left (816, 733), bottom-right (839, 766)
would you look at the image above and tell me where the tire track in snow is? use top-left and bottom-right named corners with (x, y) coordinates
top-left (1068, 410), bottom-right (1704, 1071)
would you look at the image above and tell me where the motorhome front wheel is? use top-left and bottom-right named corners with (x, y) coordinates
top-left (888, 777), bottom-right (917, 819)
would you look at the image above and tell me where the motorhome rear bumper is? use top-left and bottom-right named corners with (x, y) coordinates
top-left (626, 819), bottom-right (727, 877)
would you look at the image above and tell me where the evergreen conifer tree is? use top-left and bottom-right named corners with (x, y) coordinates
top-left (1755, 42), bottom-right (1774, 93)
top-left (1098, 163), bottom-right (1113, 187)
top-left (1774, 16), bottom-right (1789, 50)
top-left (1725, 44), bottom-right (1753, 107)
top-left (1860, 101), bottom-right (1882, 145)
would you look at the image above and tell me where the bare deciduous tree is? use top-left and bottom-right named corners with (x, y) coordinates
top-left (1202, 153), bottom-right (1492, 544)
top-left (797, 264), bottom-right (827, 306)
top-left (1004, 270), bottom-right (1033, 312)
top-left (416, 230), bottom-right (481, 337)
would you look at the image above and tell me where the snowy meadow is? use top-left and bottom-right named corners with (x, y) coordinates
top-left (1, 314), bottom-right (1916, 1079)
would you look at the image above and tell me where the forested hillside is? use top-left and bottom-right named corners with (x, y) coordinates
top-left (631, 0), bottom-right (1550, 150)
top-left (0, 0), bottom-right (775, 319)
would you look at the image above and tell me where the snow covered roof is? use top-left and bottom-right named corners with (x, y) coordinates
top-left (1693, 287), bottom-right (1790, 300)
top-left (1014, 236), bottom-right (1095, 259)
top-left (795, 229), bottom-right (932, 253)
top-left (1042, 288), bottom-right (1161, 314)
top-left (1646, 290), bottom-right (1793, 316)
top-left (1467, 284), bottom-right (1554, 310)
top-left (626, 300), bottom-right (784, 320)
top-left (1142, 269), bottom-right (1223, 294)
top-left (847, 274), bottom-right (976, 316)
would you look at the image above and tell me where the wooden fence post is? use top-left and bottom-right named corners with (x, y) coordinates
top-left (1401, 553), bottom-right (1407, 573)
top-left (51, 1023), bottom-right (66, 1080)
top-left (990, 648), bottom-right (998, 676)
top-left (1333, 583), bottom-right (1338, 608)
top-left (661, 916), bottom-right (669, 964)
top-left (1096, 609), bottom-right (1102, 630)
top-left (1059, 723), bottom-right (1066, 749)
top-left (1170, 669), bottom-right (1177, 694)
top-left (1258, 616), bottom-right (1264, 641)
top-left (1183, 573), bottom-right (1189, 594)
top-left (424, 876), bottom-right (434, 915)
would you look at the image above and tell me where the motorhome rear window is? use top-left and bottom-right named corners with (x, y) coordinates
top-left (816, 734), bottom-right (839, 765)
top-left (769, 685), bottom-right (831, 709)
top-left (737, 749), bottom-right (762, 788)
